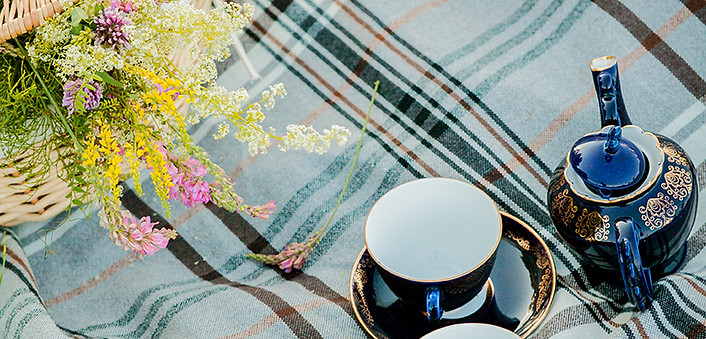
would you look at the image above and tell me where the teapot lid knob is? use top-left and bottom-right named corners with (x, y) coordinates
top-left (569, 126), bottom-right (647, 198)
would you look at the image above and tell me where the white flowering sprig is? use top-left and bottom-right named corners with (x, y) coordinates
top-left (278, 124), bottom-right (351, 154)
top-left (188, 81), bottom-right (350, 155)
top-left (246, 81), bottom-right (379, 273)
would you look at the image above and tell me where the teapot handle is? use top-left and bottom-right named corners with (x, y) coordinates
top-left (614, 217), bottom-right (653, 311)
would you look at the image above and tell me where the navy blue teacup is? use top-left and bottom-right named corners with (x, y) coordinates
top-left (364, 178), bottom-right (502, 322)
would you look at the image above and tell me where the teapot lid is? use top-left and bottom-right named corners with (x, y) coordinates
top-left (569, 125), bottom-right (647, 198)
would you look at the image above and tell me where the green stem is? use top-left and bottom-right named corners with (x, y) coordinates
top-left (15, 41), bottom-right (84, 153)
top-left (0, 232), bottom-right (7, 287)
top-left (311, 81), bottom-right (379, 246)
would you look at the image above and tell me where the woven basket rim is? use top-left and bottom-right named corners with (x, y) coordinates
top-left (0, 0), bottom-right (77, 44)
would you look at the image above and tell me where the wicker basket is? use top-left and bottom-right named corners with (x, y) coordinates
top-left (0, 0), bottom-right (209, 226)
top-left (0, 0), bottom-right (66, 44)
top-left (0, 0), bottom-right (73, 226)
top-left (0, 146), bottom-right (72, 226)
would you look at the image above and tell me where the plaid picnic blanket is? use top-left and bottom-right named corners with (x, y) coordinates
top-left (2, 0), bottom-right (706, 337)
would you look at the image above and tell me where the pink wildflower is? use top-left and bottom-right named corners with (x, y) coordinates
top-left (244, 200), bottom-right (276, 220)
top-left (179, 180), bottom-right (211, 207)
top-left (114, 212), bottom-right (177, 255)
top-left (185, 158), bottom-right (207, 177)
top-left (110, 0), bottom-right (134, 13)
top-left (154, 144), bottom-right (212, 207)
top-left (166, 163), bottom-right (185, 192)
top-left (245, 239), bottom-right (312, 274)
top-left (148, 233), bottom-right (170, 248)
top-left (94, 7), bottom-right (131, 49)
top-left (164, 156), bottom-right (212, 207)
top-left (62, 79), bottom-right (103, 115)
top-left (277, 243), bottom-right (311, 273)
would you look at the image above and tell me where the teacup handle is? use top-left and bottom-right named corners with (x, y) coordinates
top-left (615, 217), bottom-right (653, 311)
top-left (425, 287), bottom-right (443, 322)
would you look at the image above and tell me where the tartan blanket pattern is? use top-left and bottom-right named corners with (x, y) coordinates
top-left (2, 0), bottom-right (706, 337)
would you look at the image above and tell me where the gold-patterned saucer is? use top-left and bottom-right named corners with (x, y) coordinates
top-left (349, 212), bottom-right (556, 338)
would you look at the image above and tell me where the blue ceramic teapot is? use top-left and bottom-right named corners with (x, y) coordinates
top-left (547, 56), bottom-right (699, 310)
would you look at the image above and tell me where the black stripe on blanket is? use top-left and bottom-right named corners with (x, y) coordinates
top-left (205, 202), bottom-right (356, 318)
top-left (121, 188), bottom-right (324, 339)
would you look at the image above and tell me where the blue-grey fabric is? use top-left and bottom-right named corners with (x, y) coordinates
top-left (2, 0), bottom-right (706, 338)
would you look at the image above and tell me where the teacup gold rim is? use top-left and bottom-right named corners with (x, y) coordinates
top-left (563, 125), bottom-right (664, 204)
top-left (590, 56), bottom-right (617, 71)
top-left (363, 177), bottom-right (503, 283)
top-left (348, 248), bottom-right (498, 339)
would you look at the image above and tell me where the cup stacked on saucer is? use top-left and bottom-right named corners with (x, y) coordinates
top-left (421, 323), bottom-right (521, 339)
top-left (350, 178), bottom-right (557, 338)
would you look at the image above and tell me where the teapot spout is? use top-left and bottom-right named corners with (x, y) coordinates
top-left (591, 56), bottom-right (632, 127)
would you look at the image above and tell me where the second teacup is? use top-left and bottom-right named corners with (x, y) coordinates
top-left (421, 323), bottom-right (521, 339)
top-left (364, 178), bottom-right (502, 322)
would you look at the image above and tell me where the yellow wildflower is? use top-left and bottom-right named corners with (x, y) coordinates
top-left (98, 126), bottom-right (117, 156)
top-left (81, 138), bottom-right (99, 168)
top-left (135, 131), bottom-right (148, 158)
top-left (123, 142), bottom-right (143, 196)
top-left (145, 141), bottom-right (173, 217)
top-left (107, 154), bottom-right (122, 198)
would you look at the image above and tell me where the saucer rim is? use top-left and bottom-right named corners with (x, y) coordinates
top-left (502, 212), bottom-right (557, 337)
top-left (349, 211), bottom-right (557, 339)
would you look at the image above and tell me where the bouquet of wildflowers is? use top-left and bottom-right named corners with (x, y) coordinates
top-left (0, 0), bottom-right (349, 256)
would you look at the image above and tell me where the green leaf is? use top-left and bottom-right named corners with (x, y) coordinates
top-left (74, 99), bottom-right (85, 112)
top-left (72, 7), bottom-right (89, 22)
top-left (95, 71), bottom-right (124, 88)
top-left (71, 10), bottom-right (80, 26)
top-left (71, 8), bottom-right (89, 34)
top-left (72, 199), bottom-right (83, 206)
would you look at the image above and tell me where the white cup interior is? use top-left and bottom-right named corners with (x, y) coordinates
top-left (420, 323), bottom-right (521, 339)
top-left (364, 178), bottom-right (502, 281)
